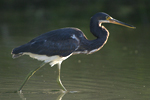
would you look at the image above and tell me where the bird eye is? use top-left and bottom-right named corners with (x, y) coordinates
top-left (106, 16), bottom-right (113, 21)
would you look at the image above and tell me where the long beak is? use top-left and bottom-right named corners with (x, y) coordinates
top-left (108, 18), bottom-right (136, 29)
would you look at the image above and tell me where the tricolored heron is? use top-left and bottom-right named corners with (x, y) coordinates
top-left (11, 12), bottom-right (135, 92)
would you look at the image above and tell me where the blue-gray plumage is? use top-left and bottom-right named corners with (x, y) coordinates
top-left (12, 28), bottom-right (81, 57)
top-left (12, 26), bottom-right (108, 57)
top-left (11, 12), bottom-right (135, 92)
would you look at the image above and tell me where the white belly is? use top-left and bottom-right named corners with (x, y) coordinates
top-left (23, 52), bottom-right (72, 67)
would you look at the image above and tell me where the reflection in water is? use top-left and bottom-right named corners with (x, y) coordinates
top-left (17, 90), bottom-right (67, 100)
top-left (56, 92), bottom-right (66, 100)
top-left (18, 91), bottom-right (26, 100)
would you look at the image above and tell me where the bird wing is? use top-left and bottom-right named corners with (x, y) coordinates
top-left (28, 36), bottom-right (79, 57)
top-left (12, 30), bottom-right (80, 57)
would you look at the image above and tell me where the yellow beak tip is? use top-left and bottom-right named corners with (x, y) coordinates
top-left (131, 26), bottom-right (136, 29)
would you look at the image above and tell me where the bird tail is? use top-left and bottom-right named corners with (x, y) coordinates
top-left (12, 53), bottom-right (23, 59)
top-left (11, 44), bottom-right (29, 59)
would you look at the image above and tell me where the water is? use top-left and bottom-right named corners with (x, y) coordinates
top-left (1, 15), bottom-right (150, 100)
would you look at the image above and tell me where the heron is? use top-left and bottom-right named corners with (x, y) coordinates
top-left (11, 12), bottom-right (135, 92)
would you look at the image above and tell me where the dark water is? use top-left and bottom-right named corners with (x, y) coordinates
top-left (0, 18), bottom-right (150, 100)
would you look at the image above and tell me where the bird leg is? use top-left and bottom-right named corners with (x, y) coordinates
top-left (18, 62), bottom-right (46, 92)
top-left (57, 63), bottom-right (67, 92)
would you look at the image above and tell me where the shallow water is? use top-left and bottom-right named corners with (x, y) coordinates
top-left (1, 16), bottom-right (150, 100)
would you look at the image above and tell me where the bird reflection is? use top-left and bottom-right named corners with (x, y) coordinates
top-left (56, 92), bottom-right (66, 100)
top-left (17, 90), bottom-right (67, 100)
top-left (18, 91), bottom-right (26, 100)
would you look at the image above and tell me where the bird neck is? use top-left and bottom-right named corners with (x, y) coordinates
top-left (87, 19), bottom-right (109, 54)
top-left (90, 18), bottom-right (108, 38)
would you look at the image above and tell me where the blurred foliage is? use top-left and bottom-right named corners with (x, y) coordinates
top-left (0, 0), bottom-right (150, 25)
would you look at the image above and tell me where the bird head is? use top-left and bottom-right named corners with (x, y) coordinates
top-left (94, 12), bottom-right (136, 29)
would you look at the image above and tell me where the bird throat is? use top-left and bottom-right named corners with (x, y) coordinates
top-left (98, 20), bottom-right (110, 27)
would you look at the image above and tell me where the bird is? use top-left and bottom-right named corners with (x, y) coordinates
top-left (11, 12), bottom-right (135, 92)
